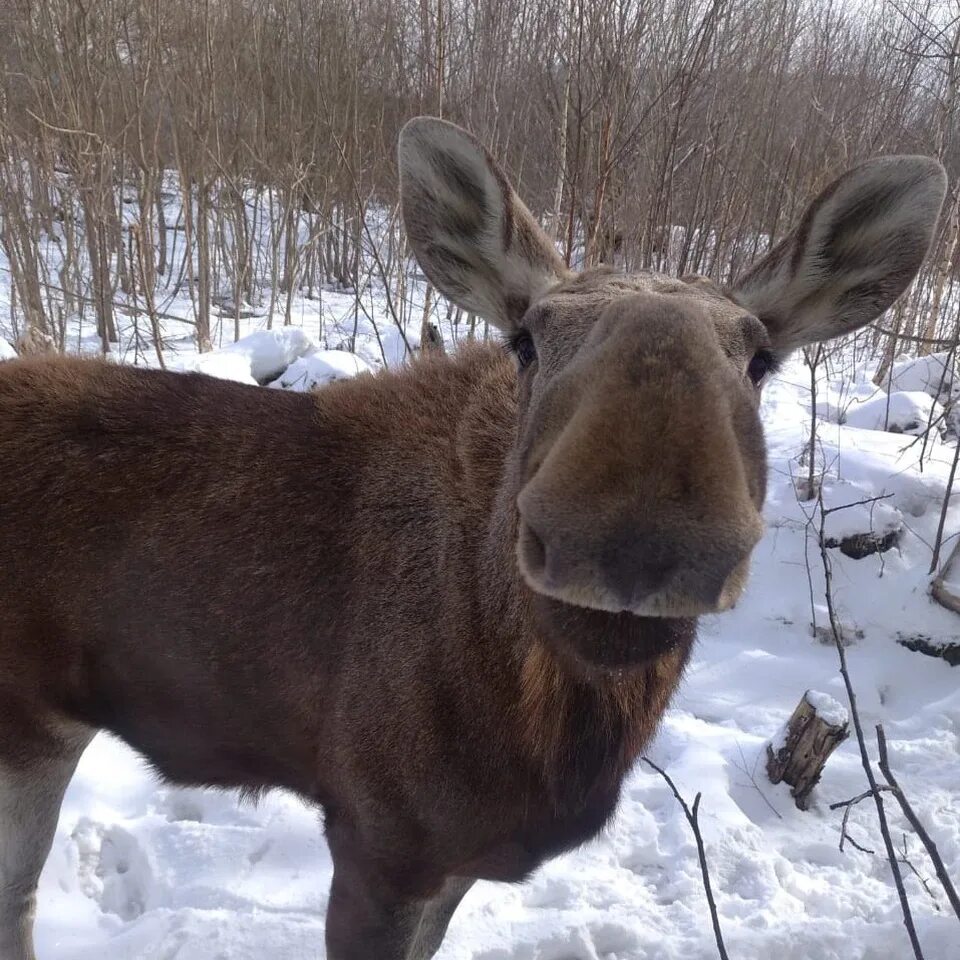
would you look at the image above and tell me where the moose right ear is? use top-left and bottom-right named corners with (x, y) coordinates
top-left (732, 155), bottom-right (947, 355)
top-left (398, 117), bottom-right (566, 332)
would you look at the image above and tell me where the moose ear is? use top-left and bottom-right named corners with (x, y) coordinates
top-left (399, 117), bottom-right (567, 331)
top-left (732, 156), bottom-right (947, 353)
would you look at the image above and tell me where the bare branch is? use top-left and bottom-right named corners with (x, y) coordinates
top-left (877, 724), bottom-right (960, 924)
top-left (642, 757), bottom-right (730, 960)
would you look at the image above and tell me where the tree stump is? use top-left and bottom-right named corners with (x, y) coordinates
top-left (421, 322), bottom-right (445, 354)
top-left (767, 691), bottom-right (850, 810)
top-left (931, 539), bottom-right (960, 617)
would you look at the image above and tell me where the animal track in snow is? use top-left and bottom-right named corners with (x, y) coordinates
top-left (70, 818), bottom-right (154, 921)
top-left (247, 838), bottom-right (273, 866)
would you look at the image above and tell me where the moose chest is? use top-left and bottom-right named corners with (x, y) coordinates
top-left (437, 672), bottom-right (649, 885)
top-left (452, 739), bottom-right (631, 885)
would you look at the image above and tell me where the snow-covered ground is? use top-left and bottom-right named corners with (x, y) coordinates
top-left (2, 234), bottom-right (959, 958)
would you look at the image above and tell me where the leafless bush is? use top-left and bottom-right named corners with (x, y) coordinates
top-left (0, 0), bottom-right (957, 361)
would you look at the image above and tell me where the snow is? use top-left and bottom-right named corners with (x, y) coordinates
top-left (207, 327), bottom-right (318, 383)
top-left (173, 329), bottom-right (323, 387)
top-left (804, 691), bottom-right (849, 727)
top-left (803, 477), bottom-right (903, 543)
top-left (888, 352), bottom-right (956, 400)
top-left (0, 338), bottom-right (15, 360)
top-left (178, 349), bottom-right (259, 385)
top-left (843, 391), bottom-right (944, 435)
top-left (0, 208), bottom-right (958, 958)
top-left (165, 330), bottom-right (372, 392)
top-left (268, 350), bottom-right (373, 391)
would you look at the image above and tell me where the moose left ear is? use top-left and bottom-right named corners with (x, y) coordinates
top-left (398, 117), bottom-right (566, 332)
top-left (732, 156), bottom-right (947, 353)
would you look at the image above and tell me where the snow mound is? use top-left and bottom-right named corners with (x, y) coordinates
top-left (167, 332), bottom-right (371, 391)
top-left (0, 338), bottom-right (16, 360)
top-left (783, 478), bottom-right (903, 546)
top-left (888, 352), bottom-right (956, 401)
top-left (268, 351), bottom-right (372, 391)
top-left (183, 350), bottom-right (258, 385)
top-left (175, 328), bottom-right (320, 386)
top-left (844, 391), bottom-right (942, 435)
top-left (814, 399), bottom-right (847, 425)
top-left (211, 328), bottom-right (318, 383)
top-left (804, 690), bottom-right (849, 727)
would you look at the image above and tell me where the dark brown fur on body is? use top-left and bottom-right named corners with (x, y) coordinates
top-left (0, 349), bottom-right (688, 887)
top-left (0, 117), bottom-right (947, 960)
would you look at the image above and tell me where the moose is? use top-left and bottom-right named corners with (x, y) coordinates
top-left (0, 118), bottom-right (946, 959)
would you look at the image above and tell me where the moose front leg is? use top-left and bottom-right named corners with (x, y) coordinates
top-left (324, 832), bottom-right (473, 960)
top-left (0, 724), bottom-right (92, 960)
top-left (407, 876), bottom-right (475, 959)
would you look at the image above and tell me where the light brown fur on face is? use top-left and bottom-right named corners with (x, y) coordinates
top-left (512, 270), bottom-right (768, 617)
top-left (0, 119), bottom-right (946, 960)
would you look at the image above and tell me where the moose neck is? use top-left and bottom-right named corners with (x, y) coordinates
top-left (476, 363), bottom-right (697, 790)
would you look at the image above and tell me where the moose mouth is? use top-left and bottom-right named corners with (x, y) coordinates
top-left (516, 518), bottom-right (754, 623)
top-left (528, 588), bottom-right (698, 671)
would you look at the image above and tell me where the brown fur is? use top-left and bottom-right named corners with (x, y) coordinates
top-left (0, 118), bottom-right (946, 960)
top-left (0, 347), bottom-right (692, 958)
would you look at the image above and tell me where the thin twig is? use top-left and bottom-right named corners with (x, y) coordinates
top-left (831, 790), bottom-right (879, 854)
top-left (820, 492), bottom-right (895, 516)
top-left (642, 757), bottom-right (730, 960)
top-left (929, 434), bottom-right (960, 574)
top-left (877, 724), bottom-right (960, 924)
top-left (830, 787), bottom-right (891, 811)
top-left (869, 323), bottom-right (958, 346)
top-left (733, 742), bottom-right (783, 820)
top-left (898, 834), bottom-right (942, 910)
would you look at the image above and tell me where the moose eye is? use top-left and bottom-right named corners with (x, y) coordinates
top-left (509, 331), bottom-right (538, 370)
top-left (747, 349), bottom-right (777, 387)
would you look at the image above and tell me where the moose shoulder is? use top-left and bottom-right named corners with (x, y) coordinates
top-left (0, 118), bottom-right (946, 960)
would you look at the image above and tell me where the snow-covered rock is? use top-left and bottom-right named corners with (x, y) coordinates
top-left (817, 478), bottom-right (904, 558)
top-left (814, 399), bottom-right (847, 425)
top-left (888, 351), bottom-right (956, 401)
top-left (175, 328), bottom-right (321, 386)
top-left (181, 350), bottom-right (258, 385)
top-left (267, 350), bottom-right (372, 391)
top-left (844, 390), bottom-right (943, 435)
top-left (212, 328), bottom-right (318, 383)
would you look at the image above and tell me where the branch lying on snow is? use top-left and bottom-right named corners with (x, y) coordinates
top-left (830, 789), bottom-right (945, 909)
top-left (877, 724), bottom-right (960, 924)
top-left (641, 757), bottom-right (730, 960)
top-left (830, 788), bottom-right (885, 855)
top-left (733, 742), bottom-right (783, 820)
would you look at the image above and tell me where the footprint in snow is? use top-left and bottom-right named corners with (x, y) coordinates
top-left (70, 819), bottom-right (153, 921)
